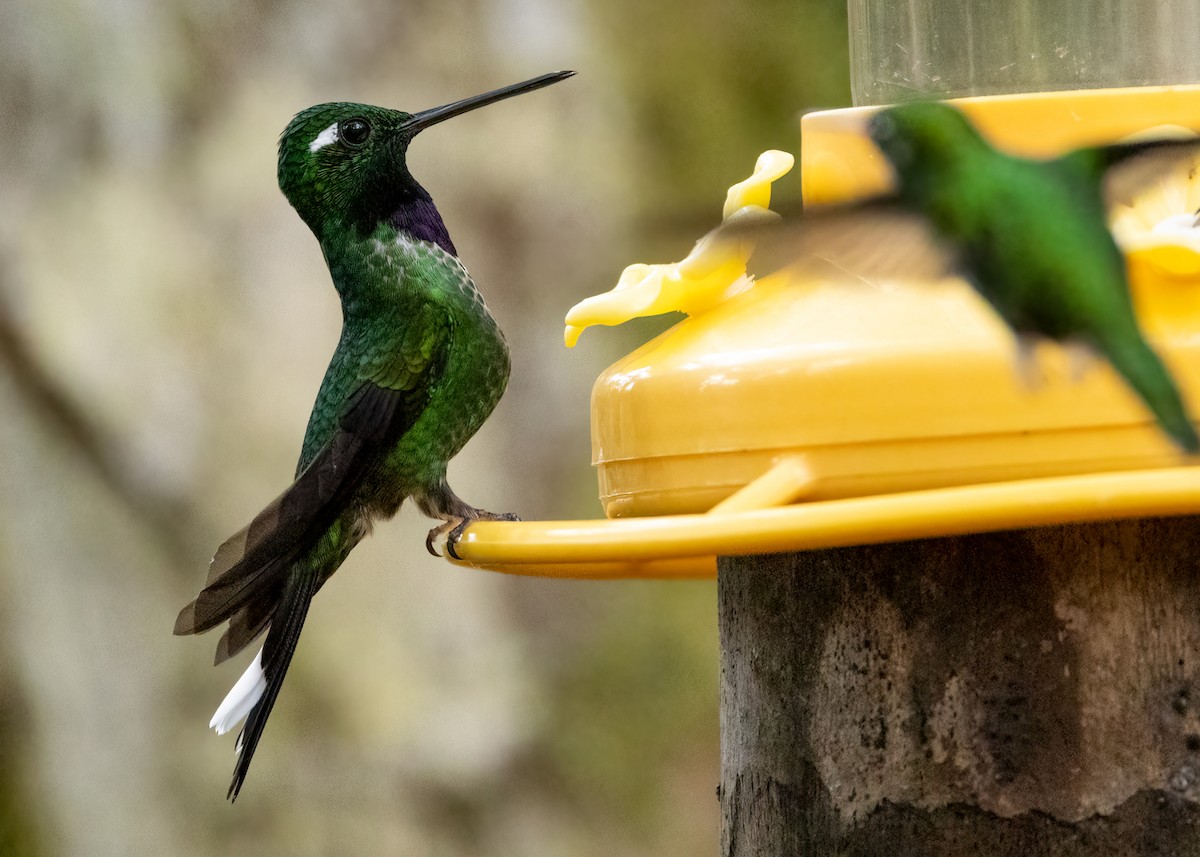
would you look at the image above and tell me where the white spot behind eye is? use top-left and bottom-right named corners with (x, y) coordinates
top-left (309, 122), bottom-right (339, 152)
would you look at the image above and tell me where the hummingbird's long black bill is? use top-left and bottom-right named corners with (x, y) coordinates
top-left (402, 70), bottom-right (576, 135)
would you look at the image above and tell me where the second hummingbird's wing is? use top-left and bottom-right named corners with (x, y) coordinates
top-left (1057, 138), bottom-right (1200, 209)
top-left (730, 197), bottom-right (958, 285)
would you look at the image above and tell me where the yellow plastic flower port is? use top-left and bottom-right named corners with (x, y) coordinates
top-left (1109, 127), bottom-right (1200, 280)
top-left (563, 150), bottom-right (794, 347)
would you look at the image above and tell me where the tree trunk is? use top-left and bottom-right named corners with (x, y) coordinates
top-left (719, 518), bottom-right (1200, 856)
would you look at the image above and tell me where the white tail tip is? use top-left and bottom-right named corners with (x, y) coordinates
top-left (210, 648), bottom-right (266, 736)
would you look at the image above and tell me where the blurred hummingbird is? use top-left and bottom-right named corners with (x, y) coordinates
top-left (174, 70), bottom-right (575, 800)
top-left (742, 100), bottom-right (1200, 453)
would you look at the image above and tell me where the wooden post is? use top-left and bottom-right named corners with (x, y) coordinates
top-left (719, 518), bottom-right (1200, 856)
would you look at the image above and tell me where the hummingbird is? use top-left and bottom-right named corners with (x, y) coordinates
top-left (742, 100), bottom-right (1200, 453)
top-left (174, 70), bottom-right (575, 800)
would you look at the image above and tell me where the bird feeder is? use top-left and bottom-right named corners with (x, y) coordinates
top-left (450, 95), bottom-right (1200, 579)
top-left (448, 0), bottom-right (1200, 853)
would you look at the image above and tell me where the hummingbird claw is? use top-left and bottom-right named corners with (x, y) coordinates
top-left (425, 518), bottom-right (462, 557)
top-left (428, 510), bottom-right (521, 560)
top-left (446, 520), bottom-right (470, 560)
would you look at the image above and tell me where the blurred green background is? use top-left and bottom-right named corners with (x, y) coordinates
top-left (0, 0), bottom-right (848, 853)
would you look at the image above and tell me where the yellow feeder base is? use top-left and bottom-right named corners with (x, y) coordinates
top-left (449, 466), bottom-right (1200, 578)
top-left (449, 84), bottom-right (1200, 578)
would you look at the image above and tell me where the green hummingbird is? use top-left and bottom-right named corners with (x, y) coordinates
top-left (174, 70), bottom-right (575, 800)
top-left (745, 100), bottom-right (1200, 453)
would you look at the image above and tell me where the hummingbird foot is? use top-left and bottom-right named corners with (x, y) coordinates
top-left (425, 510), bottom-right (521, 559)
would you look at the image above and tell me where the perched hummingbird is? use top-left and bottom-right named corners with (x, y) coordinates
top-left (174, 70), bottom-right (575, 800)
top-left (744, 101), bottom-right (1200, 453)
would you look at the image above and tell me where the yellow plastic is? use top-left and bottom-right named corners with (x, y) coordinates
top-left (801, 84), bottom-right (1200, 203)
top-left (564, 150), bottom-right (794, 346)
top-left (449, 467), bottom-right (1200, 577)
top-left (447, 85), bottom-right (1200, 579)
top-left (588, 84), bottom-right (1200, 520)
top-left (1110, 128), bottom-right (1200, 279)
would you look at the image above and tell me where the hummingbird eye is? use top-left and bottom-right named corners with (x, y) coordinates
top-left (339, 118), bottom-right (371, 147)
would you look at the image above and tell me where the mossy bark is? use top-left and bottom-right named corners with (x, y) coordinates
top-left (719, 519), bottom-right (1200, 856)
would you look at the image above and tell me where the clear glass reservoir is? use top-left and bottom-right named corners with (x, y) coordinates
top-left (849, 0), bottom-right (1200, 105)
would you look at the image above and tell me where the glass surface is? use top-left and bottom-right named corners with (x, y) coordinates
top-left (849, 0), bottom-right (1200, 106)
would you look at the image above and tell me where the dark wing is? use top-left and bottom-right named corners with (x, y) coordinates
top-left (206, 381), bottom-right (421, 664)
top-left (173, 381), bottom-right (428, 642)
top-left (174, 302), bottom-right (454, 655)
top-left (1061, 137), bottom-right (1200, 209)
top-left (720, 196), bottom-right (957, 284)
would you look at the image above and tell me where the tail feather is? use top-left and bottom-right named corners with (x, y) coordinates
top-left (226, 567), bottom-right (320, 802)
top-left (210, 648), bottom-right (266, 735)
top-left (1103, 333), bottom-right (1199, 453)
top-left (176, 553), bottom-right (295, 637)
top-left (215, 596), bottom-right (276, 665)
